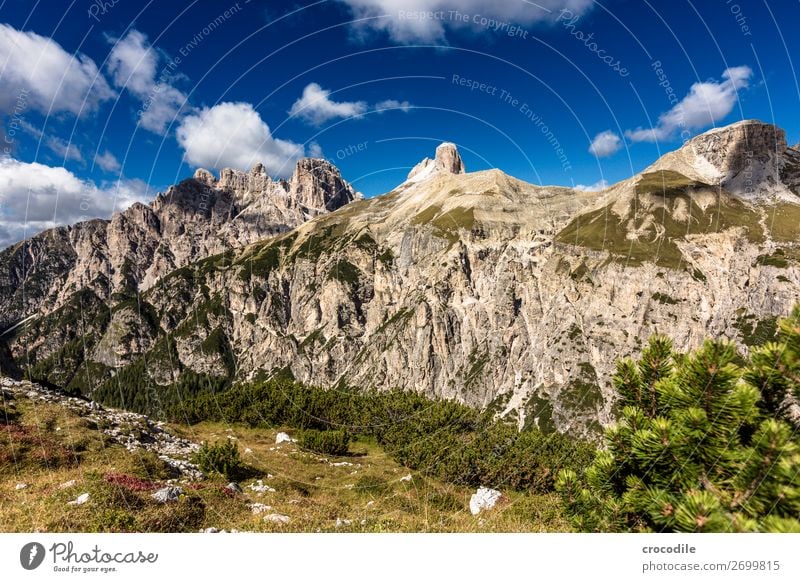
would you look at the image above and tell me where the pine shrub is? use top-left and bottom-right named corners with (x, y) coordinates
top-left (194, 440), bottom-right (246, 481)
top-left (557, 325), bottom-right (800, 533)
top-left (299, 429), bottom-right (351, 456)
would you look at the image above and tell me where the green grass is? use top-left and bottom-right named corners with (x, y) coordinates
top-left (411, 205), bottom-right (442, 226)
top-left (556, 172), bottom-right (765, 269)
top-left (327, 259), bottom-right (361, 286)
top-left (634, 170), bottom-right (707, 196)
top-left (764, 203), bottom-right (800, 243)
top-left (0, 391), bottom-right (571, 533)
top-left (733, 313), bottom-right (779, 347)
top-left (756, 249), bottom-right (790, 268)
top-left (412, 205), bottom-right (475, 245)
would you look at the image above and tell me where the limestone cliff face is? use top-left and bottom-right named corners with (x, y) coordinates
top-left (2, 122), bottom-right (799, 437)
top-left (0, 158), bottom-right (357, 329)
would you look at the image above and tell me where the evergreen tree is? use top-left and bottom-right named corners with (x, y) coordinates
top-left (745, 306), bottom-right (800, 428)
top-left (557, 320), bottom-right (800, 532)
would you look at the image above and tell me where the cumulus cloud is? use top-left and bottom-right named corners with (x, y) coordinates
top-left (588, 130), bottom-right (622, 157)
top-left (177, 102), bottom-right (305, 177)
top-left (95, 151), bottom-right (121, 173)
top-left (0, 24), bottom-right (115, 116)
top-left (107, 30), bottom-right (188, 135)
top-left (289, 83), bottom-right (414, 125)
top-left (335, 0), bottom-right (594, 43)
top-left (0, 157), bottom-right (151, 247)
top-left (574, 179), bottom-right (608, 192)
top-left (289, 83), bottom-right (368, 125)
top-left (626, 66), bottom-right (753, 143)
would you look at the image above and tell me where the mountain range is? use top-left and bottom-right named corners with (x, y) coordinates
top-left (1, 120), bottom-right (798, 437)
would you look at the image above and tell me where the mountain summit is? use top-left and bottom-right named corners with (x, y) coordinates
top-left (1, 123), bottom-right (799, 437)
top-left (406, 142), bottom-right (466, 182)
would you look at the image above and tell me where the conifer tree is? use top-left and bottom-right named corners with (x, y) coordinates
top-left (557, 315), bottom-right (800, 533)
top-left (745, 306), bottom-right (800, 428)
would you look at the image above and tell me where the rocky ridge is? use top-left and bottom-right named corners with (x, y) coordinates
top-left (1, 376), bottom-right (202, 478)
top-left (0, 158), bottom-right (358, 329)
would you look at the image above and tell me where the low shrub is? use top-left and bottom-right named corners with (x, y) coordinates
top-left (193, 441), bottom-right (247, 481)
top-left (299, 429), bottom-right (351, 456)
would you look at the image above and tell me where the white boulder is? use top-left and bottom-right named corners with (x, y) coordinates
top-left (469, 487), bottom-right (502, 515)
top-left (275, 432), bottom-right (294, 444)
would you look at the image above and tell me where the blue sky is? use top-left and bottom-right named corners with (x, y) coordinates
top-left (1, 0), bottom-right (799, 244)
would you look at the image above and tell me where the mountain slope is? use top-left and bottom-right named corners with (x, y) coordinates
top-left (2, 122), bottom-right (799, 437)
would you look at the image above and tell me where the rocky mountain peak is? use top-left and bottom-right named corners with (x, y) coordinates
top-left (645, 120), bottom-right (797, 200)
top-left (193, 168), bottom-right (216, 185)
top-left (683, 120), bottom-right (786, 172)
top-left (289, 158), bottom-right (357, 212)
top-left (406, 142), bottom-right (466, 182)
top-left (434, 142), bottom-right (465, 174)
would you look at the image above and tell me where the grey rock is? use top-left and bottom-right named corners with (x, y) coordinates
top-left (151, 486), bottom-right (184, 504)
top-left (225, 482), bottom-right (243, 494)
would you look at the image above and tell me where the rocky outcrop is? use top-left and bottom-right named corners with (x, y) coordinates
top-left (648, 119), bottom-right (798, 201)
top-left (0, 377), bottom-right (202, 479)
top-left (0, 158), bottom-right (357, 330)
top-left (407, 142), bottom-right (465, 181)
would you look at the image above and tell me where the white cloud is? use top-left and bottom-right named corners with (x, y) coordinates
top-left (0, 24), bottom-right (115, 116)
top-left (289, 83), bottom-right (368, 125)
top-left (44, 136), bottom-right (84, 163)
top-left (106, 30), bottom-right (158, 95)
top-left (107, 30), bottom-right (188, 135)
top-left (335, 0), bottom-right (594, 43)
top-left (308, 141), bottom-right (324, 158)
top-left (375, 99), bottom-right (412, 112)
top-left (0, 157), bottom-right (151, 246)
top-left (289, 83), bottom-right (415, 125)
top-left (588, 130), bottom-right (621, 157)
top-left (574, 179), bottom-right (608, 192)
top-left (17, 120), bottom-right (83, 163)
top-left (95, 151), bottom-right (121, 173)
top-left (626, 66), bottom-right (753, 143)
top-left (176, 102), bottom-right (305, 177)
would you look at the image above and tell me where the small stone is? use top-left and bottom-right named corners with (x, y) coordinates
top-left (244, 448), bottom-right (253, 454)
top-left (151, 486), bottom-right (184, 504)
top-left (249, 503), bottom-right (272, 515)
top-left (275, 432), bottom-right (294, 445)
top-left (68, 493), bottom-right (90, 506)
top-left (58, 479), bottom-right (76, 489)
top-left (15, 483), bottom-right (28, 490)
top-left (399, 474), bottom-right (412, 482)
top-left (263, 513), bottom-right (290, 524)
top-left (335, 518), bottom-right (352, 528)
top-left (248, 480), bottom-right (276, 493)
top-left (225, 482), bottom-right (243, 494)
